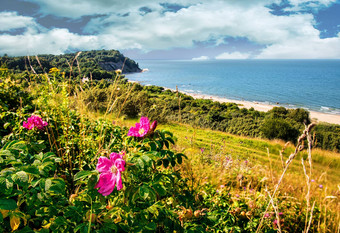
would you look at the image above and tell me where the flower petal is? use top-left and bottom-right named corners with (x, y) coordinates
top-left (109, 152), bottom-right (122, 162)
top-left (96, 156), bottom-right (112, 173)
top-left (116, 171), bottom-right (123, 190)
top-left (114, 158), bottom-right (126, 172)
top-left (95, 172), bottom-right (116, 196)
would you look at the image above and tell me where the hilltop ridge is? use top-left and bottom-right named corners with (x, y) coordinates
top-left (0, 49), bottom-right (141, 79)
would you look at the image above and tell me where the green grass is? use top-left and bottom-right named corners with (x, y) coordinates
top-left (155, 122), bottom-right (340, 193)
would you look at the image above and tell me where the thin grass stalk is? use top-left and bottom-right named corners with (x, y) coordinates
top-left (256, 123), bottom-right (316, 233)
top-left (267, 148), bottom-right (274, 185)
top-left (306, 201), bottom-right (316, 233)
top-left (117, 82), bottom-right (136, 118)
top-left (279, 142), bottom-right (289, 170)
top-left (302, 157), bottom-right (311, 232)
top-left (266, 189), bottom-right (282, 233)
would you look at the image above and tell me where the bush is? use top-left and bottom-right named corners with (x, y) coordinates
top-left (260, 118), bottom-right (299, 142)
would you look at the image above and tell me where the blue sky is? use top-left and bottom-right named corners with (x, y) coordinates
top-left (0, 0), bottom-right (339, 59)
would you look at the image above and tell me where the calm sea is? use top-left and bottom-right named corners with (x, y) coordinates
top-left (127, 60), bottom-right (340, 115)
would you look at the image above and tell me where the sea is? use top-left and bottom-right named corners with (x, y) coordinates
top-left (127, 60), bottom-right (340, 115)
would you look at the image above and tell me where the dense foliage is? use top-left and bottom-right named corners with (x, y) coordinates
top-left (75, 79), bottom-right (340, 152)
top-left (0, 50), bottom-right (141, 81)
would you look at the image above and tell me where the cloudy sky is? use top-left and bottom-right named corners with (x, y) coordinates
top-left (0, 0), bottom-right (340, 59)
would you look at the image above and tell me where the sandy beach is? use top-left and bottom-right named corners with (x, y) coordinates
top-left (183, 92), bottom-right (340, 125)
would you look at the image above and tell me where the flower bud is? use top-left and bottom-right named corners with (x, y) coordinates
top-left (194, 210), bottom-right (201, 218)
top-left (185, 209), bottom-right (193, 219)
top-left (150, 120), bottom-right (158, 131)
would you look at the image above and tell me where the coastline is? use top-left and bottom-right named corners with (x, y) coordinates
top-left (183, 91), bottom-right (340, 125)
top-left (126, 79), bottom-right (339, 125)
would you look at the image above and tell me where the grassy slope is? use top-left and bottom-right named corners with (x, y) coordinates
top-left (117, 118), bottom-right (340, 194)
top-left (164, 123), bottom-right (339, 189)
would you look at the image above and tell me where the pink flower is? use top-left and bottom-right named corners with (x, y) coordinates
top-left (264, 213), bottom-right (270, 218)
top-left (95, 152), bottom-right (126, 196)
top-left (23, 115), bottom-right (48, 130)
top-left (127, 116), bottom-right (151, 137)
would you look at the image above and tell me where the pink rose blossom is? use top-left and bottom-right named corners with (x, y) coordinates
top-left (95, 152), bottom-right (126, 196)
top-left (127, 116), bottom-right (151, 137)
top-left (23, 115), bottom-right (48, 130)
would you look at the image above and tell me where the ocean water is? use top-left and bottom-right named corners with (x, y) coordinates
top-left (127, 60), bottom-right (340, 115)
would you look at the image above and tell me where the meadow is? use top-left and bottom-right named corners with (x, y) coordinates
top-left (0, 55), bottom-right (339, 232)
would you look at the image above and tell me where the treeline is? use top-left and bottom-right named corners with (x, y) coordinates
top-left (77, 80), bottom-right (340, 152)
top-left (0, 49), bottom-right (141, 80)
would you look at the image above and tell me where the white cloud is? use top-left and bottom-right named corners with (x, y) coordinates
top-left (215, 52), bottom-right (250, 59)
top-left (1, 0), bottom-right (339, 58)
top-left (256, 34), bottom-right (340, 59)
top-left (0, 12), bottom-right (39, 31)
top-left (0, 29), bottom-right (98, 56)
top-left (192, 55), bottom-right (209, 61)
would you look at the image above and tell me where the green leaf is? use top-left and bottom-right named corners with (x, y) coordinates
top-left (49, 178), bottom-right (65, 195)
top-left (0, 199), bottom-right (17, 210)
top-left (15, 171), bottom-right (28, 183)
top-left (164, 140), bottom-right (170, 149)
top-left (45, 179), bottom-right (52, 192)
top-left (149, 142), bottom-right (157, 151)
top-left (88, 174), bottom-right (98, 190)
top-left (145, 222), bottom-right (157, 231)
top-left (9, 141), bottom-right (27, 151)
top-left (0, 150), bottom-right (12, 157)
top-left (139, 185), bottom-right (149, 200)
top-left (136, 158), bottom-right (145, 170)
top-left (74, 170), bottom-right (96, 181)
top-left (3, 122), bottom-right (10, 129)
top-left (152, 183), bottom-right (166, 196)
top-left (101, 222), bottom-right (117, 232)
top-left (22, 166), bottom-right (40, 175)
top-left (162, 159), bottom-right (169, 168)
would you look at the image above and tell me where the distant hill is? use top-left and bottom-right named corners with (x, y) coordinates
top-left (0, 49), bottom-right (141, 79)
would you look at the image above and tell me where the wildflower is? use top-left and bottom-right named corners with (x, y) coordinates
top-left (279, 212), bottom-right (283, 216)
top-left (23, 115), bottom-right (48, 130)
top-left (235, 194), bottom-right (240, 198)
top-left (127, 116), bottom-right (151, 137)
top-left (264, 213), bottom-right (270, 218)
top-left (273, 219), bottom-right (278, 225)
top-left (319, 184), bottom-right (323, 188)
top-left (244, 160), bottom-right (248, 165)
top-left (311, 179), bottom-right (315, 182)
top-left (220, 185), bottom-right (225, 189)
top-left (200, 148), bottom-right (205, 153)
top-left (150, 120), bottom-right (158, 132)
top-left (49, 67), bottom-right (60, 73)
top-left (243, 187), bottom-right (246, 191)
top-left (95, 152), bottom-right (126, 196)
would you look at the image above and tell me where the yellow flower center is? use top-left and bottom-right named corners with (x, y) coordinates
top-left (110, 165), bottom-right (117, 174)
top-left (138, 128), bottom-right (145, 135)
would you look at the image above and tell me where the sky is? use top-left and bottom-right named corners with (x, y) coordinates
top-left (0, 0), bottom-right (340, 60)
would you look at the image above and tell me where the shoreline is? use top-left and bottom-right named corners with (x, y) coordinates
top-left (183, 91), bottom-right (340, 125)
top-left (127, 79), bottom-right (340, 125)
